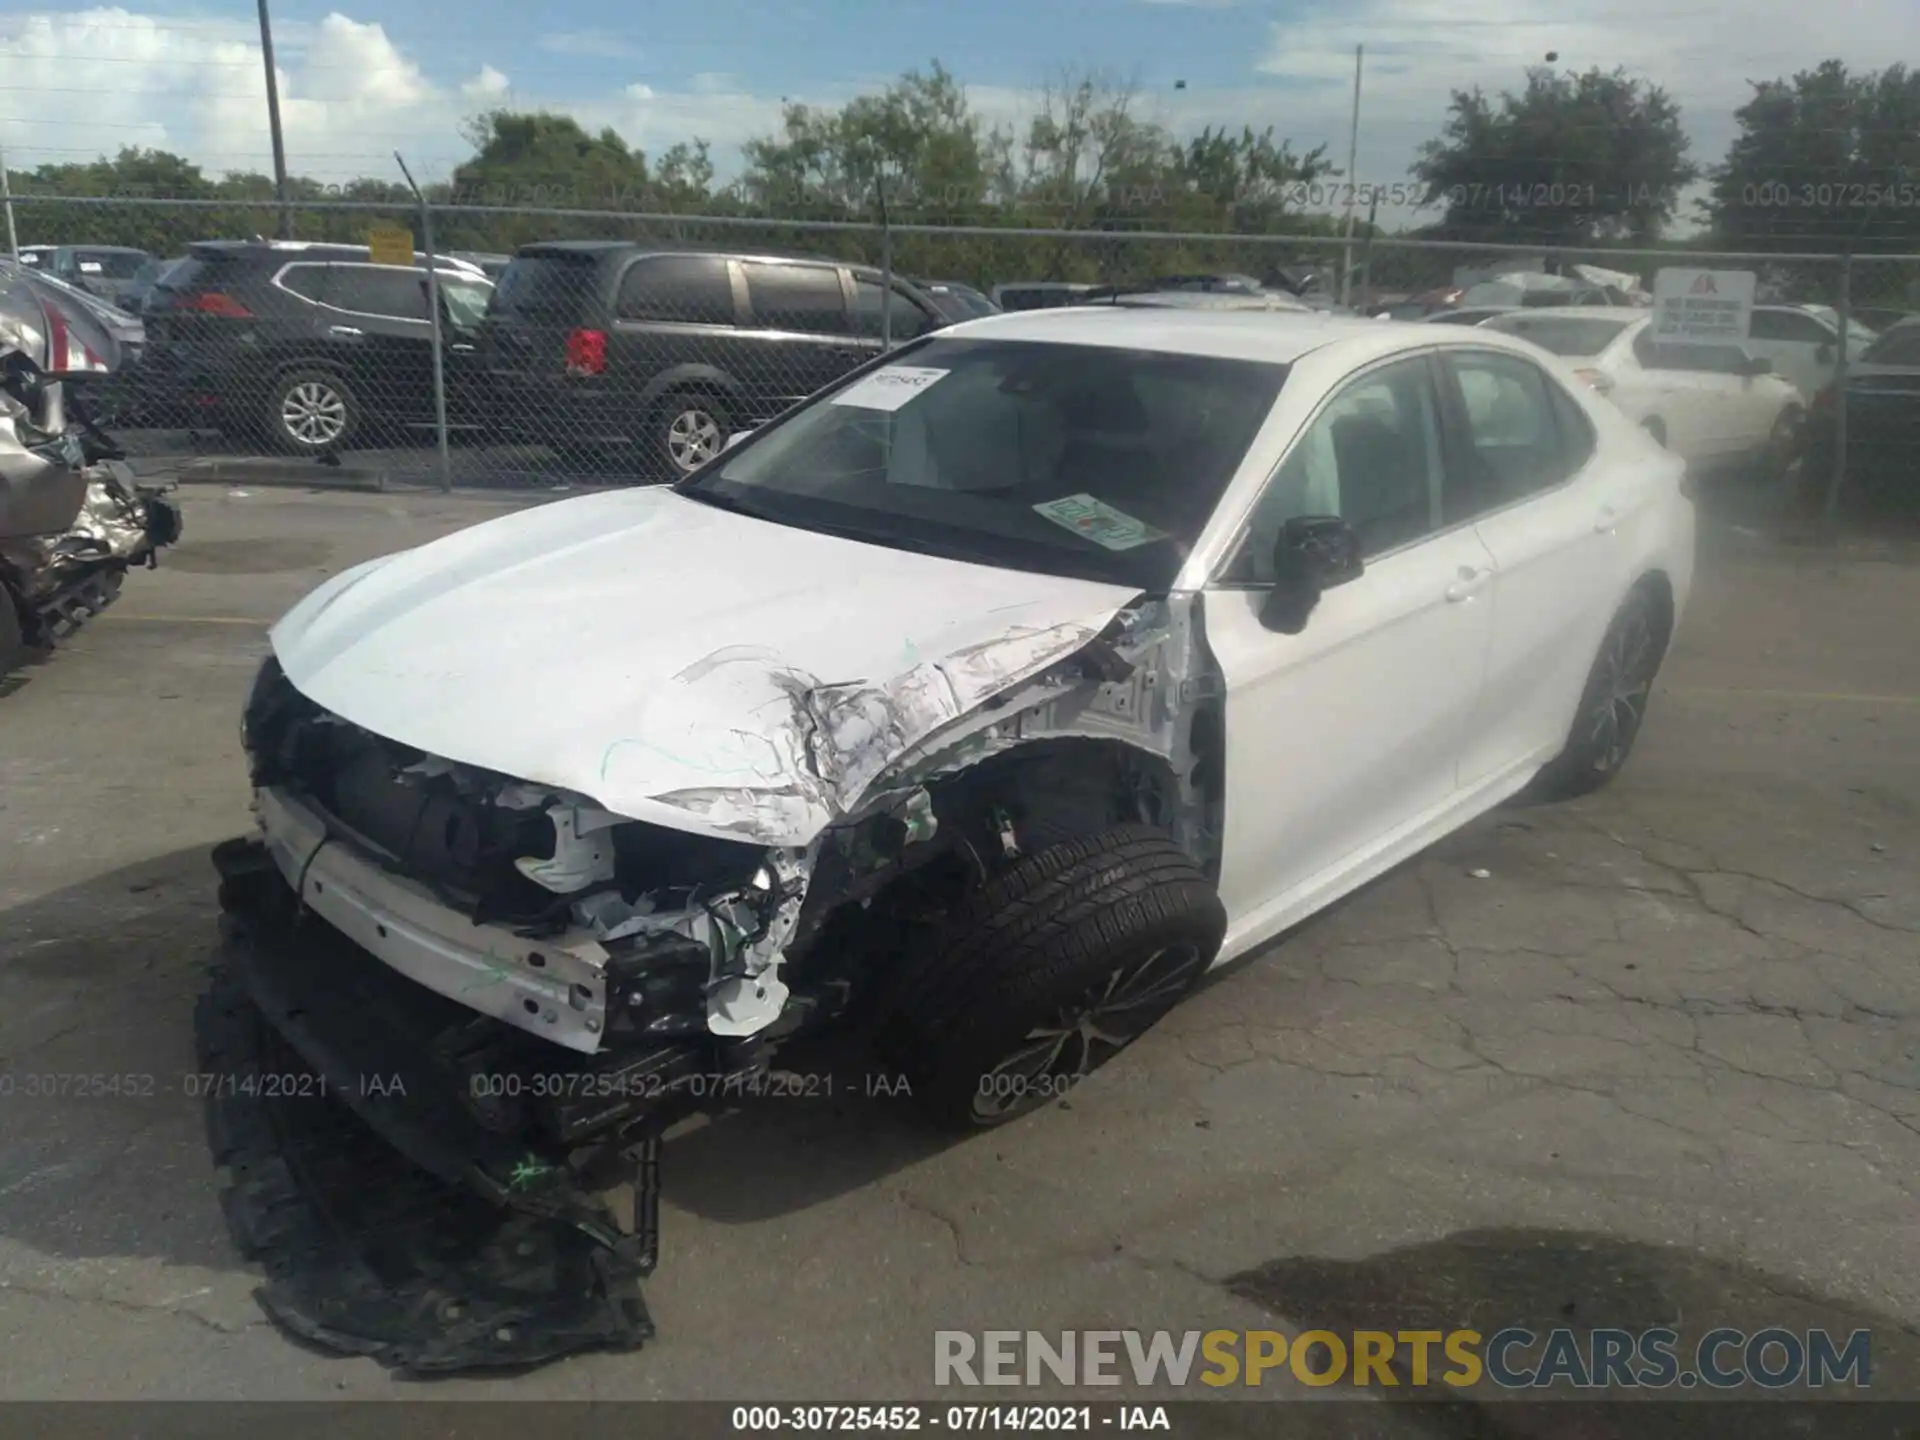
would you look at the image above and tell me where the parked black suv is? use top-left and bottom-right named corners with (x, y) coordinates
top-left (137, 240), bottom-right (492, 453)
top-left (478, 242), bottom-right (949, 475)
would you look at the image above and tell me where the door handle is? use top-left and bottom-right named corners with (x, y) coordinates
top-left (1593, 505), bottom-right (1619, 534)
top-left (1444, 565), bottom-right (1491, 603)
top-left (328, 325), bottom-right (363, 337)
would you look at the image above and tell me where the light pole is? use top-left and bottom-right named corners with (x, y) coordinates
top-left (1338, 44), bottom-right (1364, 308)
top-left (257, 0), bottom-right (293, 239)
top-left (0, 140), bottom-right (18, 259)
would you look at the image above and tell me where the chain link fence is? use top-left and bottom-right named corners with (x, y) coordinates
top-left (9, 192), bottom-right (1916, 522)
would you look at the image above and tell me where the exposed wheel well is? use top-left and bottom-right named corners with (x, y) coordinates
top-left (783, 737), bottom-right (1186, 999)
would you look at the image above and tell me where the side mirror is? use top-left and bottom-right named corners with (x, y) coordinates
top-left (723, 428), bottom-right (755, 452)
top-left (1259, 515), bottom-right (1365, 634)
top-left (1738, 353), bottom-right (1772, 377)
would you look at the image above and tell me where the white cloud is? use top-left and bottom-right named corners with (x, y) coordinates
top-left (462, 64), bottom-right (511, 102)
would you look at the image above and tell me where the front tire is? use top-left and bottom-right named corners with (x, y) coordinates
top-left (879, 825), bottom-right (1226, 1131)
top-left (1536, 586), bottom-right (1668, 799)
top-left (266, 368), bottom-right (359, 455)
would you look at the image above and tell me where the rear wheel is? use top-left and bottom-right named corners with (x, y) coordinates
top-left (1535, 586), bottom-right (1668, 798)
top-left (1760, 404), bottom-right (1804, 483)
top-left (654, 393), bottom-right (730, 478)
top-left (266, 368), bottom-right (359, 455)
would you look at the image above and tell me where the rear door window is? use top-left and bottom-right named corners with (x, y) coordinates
top-left (1443, 351), bottom-right (1591, 509)
top-left (615, 254), bottom-right (734, 324)
top-left (327, 266), bottom-right (428, 321)
top-left (742, 262), bottom-right (850, 335)
top-left (277, 263), bottom-right (330, 303)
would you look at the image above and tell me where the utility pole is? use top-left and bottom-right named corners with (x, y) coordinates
top-left (0, 141), bottom-right (18, 259)
top-left (1338, 44), bottom-right (1364, 309)
top-left (257, 0), bottom-right (294, 239)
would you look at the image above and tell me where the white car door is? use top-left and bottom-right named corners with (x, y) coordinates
top-left (1204, 355), bottom-right (1497, 936)
top-left (1439, 348), bottom-right (1637, 785)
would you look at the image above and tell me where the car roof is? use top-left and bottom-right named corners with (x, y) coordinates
top-left (1482, 306), bottom-right (1645, 322)
top-left (514, 240), bottom-right (845, 266)
top-left (936, 305), bottom-right (1561, 366)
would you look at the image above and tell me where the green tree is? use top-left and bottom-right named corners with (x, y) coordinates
top-left (438, 110), bottom-right (655, 250)
top-left (1704, 61), bottom-right (1920, 254)
top-left (1411, 67), bottom-right (1697, 244)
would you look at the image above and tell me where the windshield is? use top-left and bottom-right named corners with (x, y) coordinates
top-left (679, 337), bottom-right (1288, 588)
top-left (1486, 314), bottom-right (1633, 357)
top-left (440, 276), bottom-right (493, 328)
top-left (925, 286), bottom-right (998, 321)
top-left (81, 251), bottom-right (148, 279)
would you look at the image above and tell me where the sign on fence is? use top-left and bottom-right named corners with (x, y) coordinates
top-left (1651, 268), bottom-right (1756, 342)
top-left (366, 225), bottom-right (413, 267)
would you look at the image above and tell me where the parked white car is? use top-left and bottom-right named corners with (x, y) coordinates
top-left (213, 310), bottom-right (1696, 1303)
top-left (1480, 307), bottom-right (1806, 477)
top-left (1746, 303), bottom-right (1877, 401)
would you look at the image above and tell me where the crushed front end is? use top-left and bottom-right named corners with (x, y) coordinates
top-left (204, 657), bottom-right (817, 1371)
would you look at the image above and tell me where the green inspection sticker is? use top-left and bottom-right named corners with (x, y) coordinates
top-left (1032, 494), bottom-right (1169, 551)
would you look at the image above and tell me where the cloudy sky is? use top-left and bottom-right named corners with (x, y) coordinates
top-left (0, 0), bottom-right (1908, 229)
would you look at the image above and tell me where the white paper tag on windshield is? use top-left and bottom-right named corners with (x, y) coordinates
top-left (831, 366), bottom-right (949, 412)
top-left (1032, 494), bottom-right (1169, 551)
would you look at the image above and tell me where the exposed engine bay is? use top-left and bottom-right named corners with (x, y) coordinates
top-left (207, 591), bottom-right (1224, 1371)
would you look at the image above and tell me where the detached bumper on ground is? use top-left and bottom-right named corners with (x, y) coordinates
top-left (200, 836), bottom-right (666, 1372)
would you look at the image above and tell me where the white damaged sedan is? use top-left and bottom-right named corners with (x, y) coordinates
top-left (212, 307), bottom-right (1694, 1313)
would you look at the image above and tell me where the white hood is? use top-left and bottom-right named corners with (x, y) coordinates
top-left (270, 487), bottom-right (1139, 847)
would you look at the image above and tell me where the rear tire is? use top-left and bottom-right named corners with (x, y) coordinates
top-left (266, 368), bottom-right (359, 456)
top-left (653, 393), bottom-right (731, 479)
top-left (1760, 404), bottom-right (1804, 484)
top-left (1535, 586), bottom-right (1668, 799)
top-left (878, 825), bottom-right (1226, 1132)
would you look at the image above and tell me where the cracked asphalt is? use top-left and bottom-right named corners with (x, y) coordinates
top-left (0, 482), bottom-right (1916, 1423)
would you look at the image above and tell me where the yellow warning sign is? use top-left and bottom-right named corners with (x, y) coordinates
top-left (367, 225), bottom-right (414, 268)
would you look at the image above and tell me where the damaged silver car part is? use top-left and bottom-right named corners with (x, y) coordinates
top-left (204, 312), bottom-right (1695, 1373)
top-left (1, 258), bottom-right (181, 674)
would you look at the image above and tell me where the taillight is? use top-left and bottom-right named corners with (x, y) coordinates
top-left (1574, 367), bottom-right (1614, 394)
top-left (564, 327), bottom-right (608, 377)
top-left (39, 301), bottom-right (110, 374)
top-left (174, 291), bottom-right (253, 318)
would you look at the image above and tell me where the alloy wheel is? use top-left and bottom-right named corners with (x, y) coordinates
top-left (1583, 605), bottom-right (1657, 774)
top-left (281, 381), bottom-right (348, 447)
top-left (969, 943), bottom-right (1207, 1122)
top-left (666, 407), bottom-right (724, 473)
